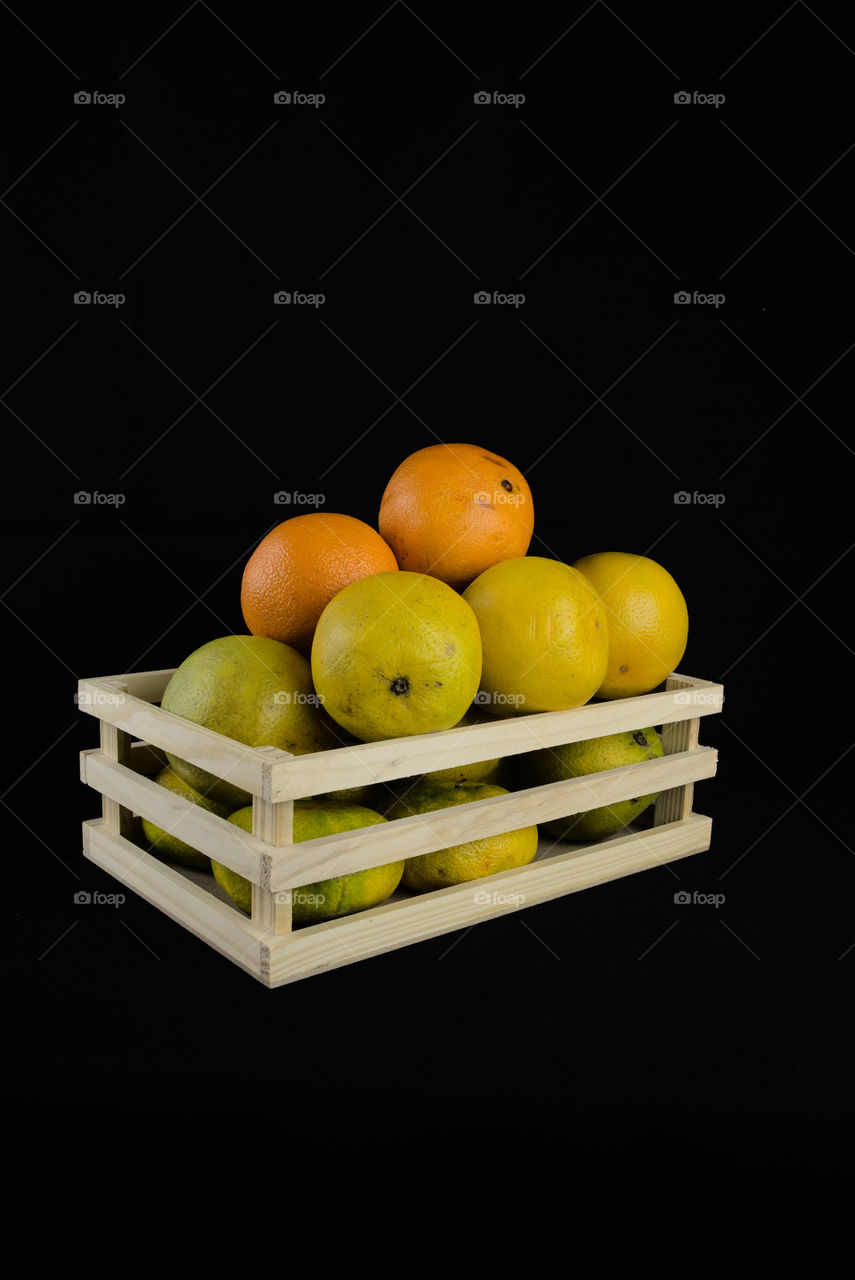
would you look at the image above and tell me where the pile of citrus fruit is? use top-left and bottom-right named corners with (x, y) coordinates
top-left (140, 441), bottom-right (689, 923)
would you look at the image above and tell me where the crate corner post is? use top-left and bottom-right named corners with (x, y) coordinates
top-left (97, 678), bottom-right (135, 841)
top-left (251, 746), bottom-right (295, 939)
top-left (654, 672), bottom-right (703, 827)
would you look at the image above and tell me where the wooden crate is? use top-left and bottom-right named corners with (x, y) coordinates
top-left (77, 668), bottom-right (722, 987)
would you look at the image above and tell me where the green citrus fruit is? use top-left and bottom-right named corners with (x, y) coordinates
top-left (160, 634), bottom-right (336, 808)
top-left (383, 778), bottom-right (538, 892)
top-left (211, 800), bottom-right (404, 925)
top-left (510, 727), bottom-right (664, 841)
top-left (141, 765), bottom-right (234, 870)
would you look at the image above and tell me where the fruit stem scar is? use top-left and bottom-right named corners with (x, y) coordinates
top-left (389, 676), bottom-right (410, 696)
top-left (619, 664), bottom-right (628, 672)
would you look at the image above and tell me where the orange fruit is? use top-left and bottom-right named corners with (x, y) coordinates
top-left (240, 513), bottom-right (398, 655)
top-left (572, 551), bottom-right (689, 698)
top-left (378, 443), bottom-right (534, 591)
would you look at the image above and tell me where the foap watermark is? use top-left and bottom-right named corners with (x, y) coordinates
top-left (74, 890), bottom-right (125, 906)
top-left (674, 90), bottom-right (725, 108)
top-left (74, 90), bottom-right (125, 107)
top-left (74, 688), bottom-right (125, 710)
top-left (474, 90), bottom-right (525, 108)
top-left (473, 690), bottom-right (526, 709)
top-left (274, 490), bottom-right (325, 506)
top-left (474, 289), bottom-right (525, 307)
top-left (272, 690), bottom-right (325, 707)
top-left (74, 290), bottom-right (125, 307)
top-left (674, 690), bottom-right (721, 707)
top-left (674, 889), bottom-right (725, 908)
top-left (674, 490), bottom-right (725, 507)
top-left (674, 290), bottom-right (725, 308)
top-left (73, 490), bottom-right (126, 506)
top-left (273, 90), bottom-right (325, 107)
top-left (274, 290), bottom-right (325, 308)
top-left (474, 889), bottom-right (526, 907)
top-left (275, 890), bottom-right (327, 906)
top-left (474, 487), bottom-right (526, 506)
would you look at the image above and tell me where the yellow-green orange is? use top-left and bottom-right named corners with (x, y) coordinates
top-left (510, 727), bottom-right (663, 841)
top-left (373, 703), bottom-right (504, 811)
top-left (311, 571), bottom-right (482, 742)
top-left (424, 703), bottom-right (503, 784)
top-left (573, 552), bottom-right (688, 698)
top-left (384, 778), bottom-right (538, 892)
top-left (141, 765), bottom-right (234, 870)
top-left (212, 800), bottom-right (404, 925)
top-left (160, 634), bottom-right (335, 808)
top-left (462, 556), bottom-right (609, 715)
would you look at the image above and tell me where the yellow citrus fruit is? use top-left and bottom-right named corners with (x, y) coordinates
top-left (211, 801), bottom-right (404, 925)
top-left (572, 552), bottom-right (688, 698)
top-left (140, 765), bottom-right (235, 870)
top-left (160, 635), bottom-right (336, 808)
top-left (311, 570), bottom-right (482, 742)
top-left (462, 556), bottom-right (609, 714)
top-left (509, 727), bottom-right (663, 841)
top-left (384, 778), bottom-right (538, 892)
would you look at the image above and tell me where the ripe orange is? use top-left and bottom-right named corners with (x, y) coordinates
top-left (240, 513), bottom-right (398, 655)
top-left (378, 443), bottom-right (534, 591)
top-left (572, 551), bottom-right (689, 698)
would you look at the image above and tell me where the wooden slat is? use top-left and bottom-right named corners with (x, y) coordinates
top-left (82, 819), bottom-right (266, 981)
top-left (82, 752), bottom-right (273, 884)
top-left (265, 746), bottom-right (718, 890)
top-left (263, 814), bottom-right (714, 987)
top-left (103, 669), bottom-right (176, 702)
top-left (81, 810), bottom-right (712, 988)
top-left (77, 677), bottom-right (268, 799)
top-left (265, 679), bottom-right (724, 802)
top-left (81, 741), bottom-right (165, 782)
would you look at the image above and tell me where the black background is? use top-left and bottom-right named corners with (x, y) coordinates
top-left (4, 2), bottom-right (853, 1163)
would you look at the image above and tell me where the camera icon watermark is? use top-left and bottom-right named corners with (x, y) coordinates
top-left (673, 690), bottom-right (721, 707)
top-left (474, 289), bottom-right (525, 307)
top-left (73, 491), bottom-right (126, 506)
top-left (74, 688), bottom-right (125, 709)
top-left (273, 290), bottom-right (325, 308)
top-left (473, 689), bottom-right (526, 709)
top-left (674, 290), bottom-right (725, 308)
top-left (674, 889), bottom-right (725, 908)
top-left (74, 290), bottom-right (125, 307)
top-left (273, 491), bottom-right (325, 506)
top-left (474, 889), bottom-right (527, 906)
top-left (74, 889), bottom-right (125, 906)
top-left (74, 90), bottom-right (125, 107)
top-left (474, 489), bottom-right (526, 506)
top-left (674, 90), bottom-right (725, 108)
top-left (273, 90), bottom-right (325, 107)
top-left (473, 90), bottom-right (525, 108)
top-left (272, 690), bottom-right (325, 707)
top-left (673, 490), bottom-right (725, 507)
top-left (275, 890), bottom-right (326, 906)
